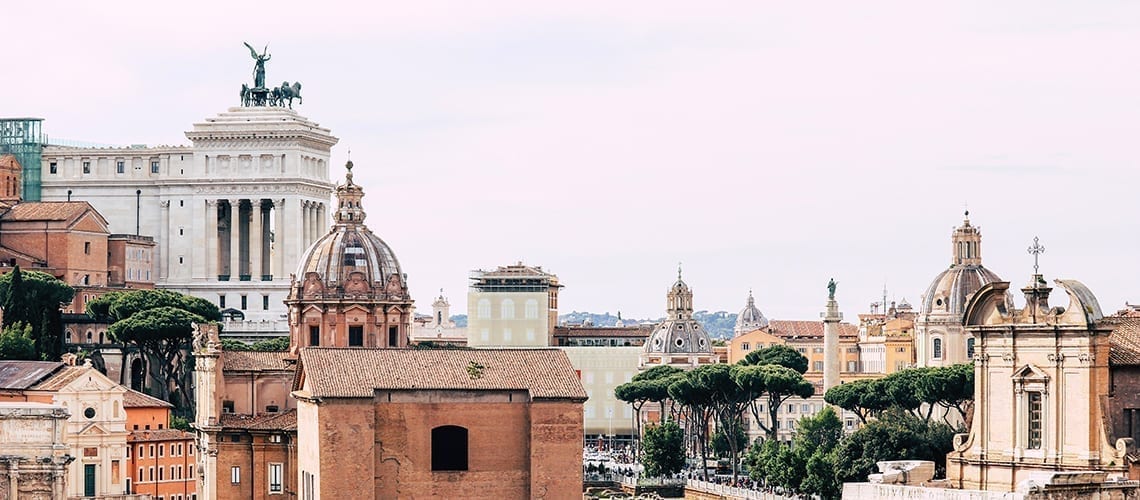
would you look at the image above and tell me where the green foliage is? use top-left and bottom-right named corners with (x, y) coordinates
top-left (802, 449), bottom-right (840, 499)
top-left (170, 415), bottom-right (192, 431)
top-left (221, 339), bottom-right (251, 351)
top-left (917, 363), bottom-right (974, 425)
top-left (824, 378), bottom-right (891, 423)
top-left (741, 344), bottom-right (809, 374)
top-left (633, 365), bottom-right (683, 382)
top-left (108, 307), bottom-right (207, 345)
top-left (744, 407), bottom-right (846, 498)
top-left (0, 266), bottom-right (75, 360)
top-left (732, 363), bottom-right (814, 438)
top-left (832, 408), bottom-right (956, 483)
top-left (92, 289), bottom-right (222, 323)
top-left (794, 406), bottom-right (843, 456)
top-left (0, 322), bottom-right (36, 360)
top-left (250, 336), bottom-right (290, 351)
top-left (711, 422), bottom-right (747, 458)
top-left (642, 421), bottom-right (685, 477)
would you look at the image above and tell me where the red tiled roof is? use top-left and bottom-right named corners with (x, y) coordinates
top-left (219, 409), bottom-right (297, 431)
top-left (32, 366), bottom-right (88, 391)
top-left (553, 325), bottom-right (652, 338)
top-left (764, 320), bottom-right (858, 339)
top-left (1109, 317), bottom-right (1140, 366)
top-left (0, 361), bottom-right (63, 390)
top-left (123, 389), bottom-right (173, 408)
top-left (129, 429), bottom-right (193, 442)
top-left (296, 348), bottom-right (587, 401)
top-left (222, 351), bottom-right (291, 371)
top-left (0, 202), bottom-right (99, 223)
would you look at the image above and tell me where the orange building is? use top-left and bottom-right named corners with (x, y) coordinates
top-left (124, 388), bottom-right (196, 499)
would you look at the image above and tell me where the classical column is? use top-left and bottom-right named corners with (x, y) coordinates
top-left (250, 199), bottom-right (263, 280)
top-left (300, 201), bottom-right (309, 249)
top-left (206, 200), bottom-right (219, 279)
top-left (308, 202), bottom-right (318, 244)
top-left (272, 199), bottom-right (284, 279)
top-left (159, 200), bottom-right (170, 280)
top-left (229, 199), bottom-right (242, 279)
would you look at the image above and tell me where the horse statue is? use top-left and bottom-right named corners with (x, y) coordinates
top-left (240, 84), bottom-right (250, 107)
top-left (269, 86), bottom-right (282, 107)
top-left (277, 81), bottom-right (303, 108)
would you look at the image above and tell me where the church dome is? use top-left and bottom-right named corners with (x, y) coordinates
top-left (733, 290), bottom-right (768, 336)
top-left (645, 266), bottom-right (713, 354)
top-left (293, 160), bottom-right (406, 294)
top-left (919, 212), bottom-right (1003, 316)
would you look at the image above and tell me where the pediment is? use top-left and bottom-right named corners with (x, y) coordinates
top-left (78, 422), bottom-right (111, 436)
top-left (1011, 363), bottom-right (1049, 382)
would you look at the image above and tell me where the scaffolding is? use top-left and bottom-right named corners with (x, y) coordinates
top-left (0, 118), bottom-right (44, 201)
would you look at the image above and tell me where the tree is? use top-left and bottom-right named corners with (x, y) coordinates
top-left (732, 364), bottom-right (814, 439)
top-left (221, 339), bottom-right (251, 351)
top-left (824, 378), bottom-right (890, 424)
top-left (697, 363), bottom-right (751, 481)
top-left (792, 407), bottom-right (843, 498)
top-left (92, 290), bottom-right (221, 411)
top-left (741, 344), bottom-right (809, 374)
top-left (0, 266), bottom-right (75, 360)
top-left (0, 322), bottom-right (36, 360)
top-left (667, 369), bottom-right (716, 479)
top-left (916, 363), bottom-right (974, 427)
top-left (251, 336), bottom-right (290, 351)
top-left (711, 421), bottom-right (747, 459)
top-left (642, 421), bottom-right (685, 477)
top-left (832, 408), bottom-right (956, 483)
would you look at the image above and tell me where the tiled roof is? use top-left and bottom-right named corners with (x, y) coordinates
top-left (123, 389), bottom-right (173, 408)
top-left (222, 351), bottom-right (291, 371)
top-left (765, 320), bottom-right (859, 339)
top-left (0, 361), bottom-right (63, 390)
top-left (30, 366), bottom-right (88, 391)
top-left (0, 202), bottom-right (97, 223)
top-left (129, 429), bottom-right (193, 442)
top-left (1108, 317), bottom-right (1140, 366)
top-left (296, 348), bottom-right (587, 400)
top-left (219, 409), bottom-right (297, 431)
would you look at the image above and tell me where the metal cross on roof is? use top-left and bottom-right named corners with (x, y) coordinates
top-left (1027, 236), bottom-right (1046, 275)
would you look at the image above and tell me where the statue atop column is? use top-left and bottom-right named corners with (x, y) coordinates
top-left (239, 42), bottom-right (303, 108)
top-left (827, 278), bottom-right (838, 300)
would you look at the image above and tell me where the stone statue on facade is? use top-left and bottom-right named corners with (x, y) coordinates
top-left (827, 278), bottom-right (838, 300)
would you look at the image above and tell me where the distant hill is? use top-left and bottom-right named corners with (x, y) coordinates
top-left (557, 310), bottom-right (738, 339)
top-left (451, 315), bottom-right (467, 327)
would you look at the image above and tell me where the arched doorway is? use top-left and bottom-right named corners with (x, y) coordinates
top-left (130, 358), bottom-right (145, 392)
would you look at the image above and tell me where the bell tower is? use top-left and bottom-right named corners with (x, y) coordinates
top-left (951, 211), bottom-right (982, 266)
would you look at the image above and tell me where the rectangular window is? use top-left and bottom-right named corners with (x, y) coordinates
top-left (50, 162), bottom-right (58, 174)
top-left (151, 161), bottom-right (160, 173)
top-left (480, 328), bottom-right (489, 341)
top-left (1027, 391), bottom-right (1043, 449)
top-left (309, 326), bottom-right (320, 346)
top-left (269, 463), bottom-right (283, 493)
top-left (349, 325), bottom-right (363, 347)
top-left (222, 400), bottom-right (234, 413)
top-left (742, 342), bottom-right (750, 351)
top-left (117, 161), bottom-right (125, 174)
top-left (158, 466), bottom-right (163, 481)
top-left (389, 325), bottom-right (398, 346)
top-left (240, 295), bottom-right (247, 310)
top-left (231, 466), bottom-right (240, 484)
top-left (813, 347), bottom-right (824, 353)
top-left (219, 295), bottom-right (226, 308)
top-left (263, 295), bottom-right (270, 310)
top-left (502, 328), bottom-right (512, 342)
top-left (159, 444), bottom-right (164, 457)
top-left (83, 161), bottom-right (91, 174)
top-left (813, 361), bottom-right (824, 371)
top-left (526, 328), bottom-right (535, 341)
top-left (84, 241), bottom-right (91, 254)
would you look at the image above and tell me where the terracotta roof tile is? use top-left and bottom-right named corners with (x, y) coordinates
top-left (0, 361), bottom-right (63, 390)
top-left (765, 320), bottom-right (858, 339)
top-left (0, 202), bottom-right (98, 223)
top-left (222, 351), bottom-right (291, 371)
top-left (123, 389), bottom-right (173, 408)
top-left (219, 409), bottom-right (297, 431)
top-left (1108, 317), bottom-right (1140, 366)
top-left (129, 429), bottom-right (193, 442)
top-left (31, 366), bottom-right (88, 391)
top-left (553, 325), bottom-right (652, 338)
top-left (296, 348), bottom-right (587, 400)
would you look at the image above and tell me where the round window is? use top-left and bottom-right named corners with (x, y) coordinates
top-left (84, 407), bottom-right (96, 419)
top-left (936, 298), bottom-right (943, 306)
top-left (675, 337), bottom-right (684, 347)
top-left (653, 338), bottom-right (662, 347)
top-left (699, 338), bottom-right (707, 347)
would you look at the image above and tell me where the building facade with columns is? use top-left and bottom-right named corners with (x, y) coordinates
top-left (39, 107), bottom-right (337, 339)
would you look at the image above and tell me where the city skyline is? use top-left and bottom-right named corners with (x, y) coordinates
top-left (6, 1), bottom-right (1140, 319)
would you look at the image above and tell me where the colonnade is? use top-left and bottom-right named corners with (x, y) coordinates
top-left (201, 198), bottom-right (326, 281)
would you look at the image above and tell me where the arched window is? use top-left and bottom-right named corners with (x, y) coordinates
top-left (477, 299), bottom-right (491, 319)
top-left (86, 331), bottom-right (93, 343)
top-left (966, 337), bottom-right (975, 359)
top-left (524, 299), bottom-right (538, 320)
top-left (932, 338), bottom-right (943, 359)
top-left (431, 425), bottom-right (468, 471)
top-left (500, 299), bottom-right (515, 319)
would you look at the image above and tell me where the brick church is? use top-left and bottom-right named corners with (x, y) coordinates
top-left (193, 161), bottom-right (586, 499)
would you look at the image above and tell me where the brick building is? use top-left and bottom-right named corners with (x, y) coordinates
top-left (292, 348), bottom-right (586, 499)
top-left (124, 388), bottom-right (196, 499)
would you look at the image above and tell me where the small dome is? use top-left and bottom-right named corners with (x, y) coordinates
top-left (920, 265), bottom-right (1002, 316)
top-left (734, 290), bottom-right (768, 336)
top-left (293, 160), bottom-right (406, 294)
top-left (646, 319), bottom-right (713, 354)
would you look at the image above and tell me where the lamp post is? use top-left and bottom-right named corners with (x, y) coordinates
top-left (135, 189), bottom-right (142, 235)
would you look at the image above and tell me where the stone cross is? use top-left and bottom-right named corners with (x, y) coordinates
top-left (1027, 236), bottom-right (1046, 275)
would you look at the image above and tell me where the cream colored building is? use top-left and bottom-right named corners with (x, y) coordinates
top-left (466, 263), bottom-right (560, 347)
top-left (40, 106), bottom-right (338, 341)
top-left (562, 346), bottom-right (641, 439)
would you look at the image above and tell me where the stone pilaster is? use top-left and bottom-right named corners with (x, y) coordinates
top-left (206, 199), bottom-right (219, 279)
top-left (229, 199), bottom-right (242, 279)
top-left (250, 199), bottom-right (263, 280)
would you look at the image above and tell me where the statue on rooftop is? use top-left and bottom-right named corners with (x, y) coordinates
top-left (244, 42), bottom-right (271, 89)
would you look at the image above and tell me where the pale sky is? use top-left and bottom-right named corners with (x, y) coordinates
top-left (6, 1), bottom-right (1140, 320)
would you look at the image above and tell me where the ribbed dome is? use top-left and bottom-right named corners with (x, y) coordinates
top-left (646, 319), bottom-right (712, 354)
top-left (920, 265), bottom-right (1002, 316)
top-left (734, 290), bottom-right (768, 336)
top-left (293, 160), bottom-right (406, 294)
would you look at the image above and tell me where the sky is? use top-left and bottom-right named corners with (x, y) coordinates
top-left (5, 1), bottom-right (1140, 321)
